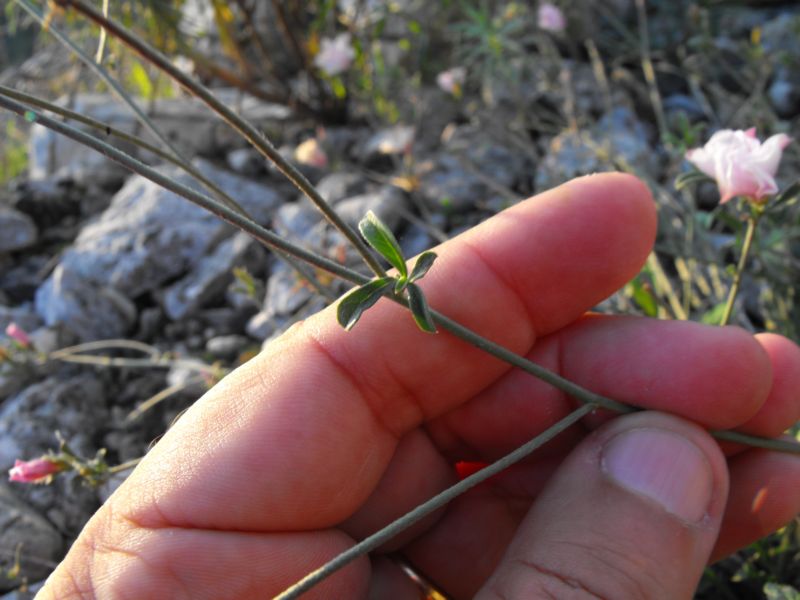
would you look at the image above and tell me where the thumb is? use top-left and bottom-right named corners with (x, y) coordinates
top-left (476, 412), bottom-right (729, 600)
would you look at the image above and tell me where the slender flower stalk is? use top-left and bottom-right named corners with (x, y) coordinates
top-left (719, 209), bottom-right (761, 327)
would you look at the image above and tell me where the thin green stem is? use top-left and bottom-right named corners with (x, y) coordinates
top-left (719, 212), bottom-right (760, 326)
top-left (107, 457), bottom-right (142, 475)
top-left (55, 0), bottom-right (387, 280)
top-left (275, 403), bottom-right (597, 600)
top-left (2, 95), bottom-right (797, 459)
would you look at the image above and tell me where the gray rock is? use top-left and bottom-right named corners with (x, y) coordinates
top-left (0, 209), bottom-right (37, 252)
top-left (0, 375), bottom-right (107, 468)
top-left (760, 13), bottom-right (800, 57)
top-left (206, 334), bottom-right (251, 359)
top-left (443, 125), bottom-right (527, 189)
top-left (361, 125), bottom-right (415, 162)
top-left (35, 160), bottom-right (282, 341)
top-left (0, 375), bottom-right (107, 536)
top-left (273, 202), bottom-right (324, 241)
top-left (262, 261), bottom-right (313, 319)
top-left (663, 94), bottom-right (706, 122)
top-left (245, 310), bottom-right (277, 340)
top-left (0, 305), bottom-right (41, 334)
top-left (334, 186), bottom-right (407, 230)
top-left (398, 224), bottom-right (436, 259)
top-left (314, 172), bottom-right (368, 204)
top-left (768, 78), bottom-right (800, 119)
top-left (29, 92), bottom-right (290, 181)
top-left (35, 265), bottom-right (138, 341)
top-left (201, 306), bottom-right (256, 333)
top-left (26, 327), bottom-right (60, 355)
top-left (536, 107), bottom-right (657, 190)
top-left (418, 155), bottom-right (487, 213)
top-left (226, 148), bottom-right (264, 175)
top-left (162, 233), bottom-right (263, 320)
top-left (0, 484), bottom-right (63, 592)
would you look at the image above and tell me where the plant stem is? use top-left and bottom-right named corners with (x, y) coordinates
top-left (275, 403), bottom-right (596, 600)
top-left (719, 211), bottom-right (760, 327)
top-left (3, 96), bottom-right (797, 459)
top-left (107, 457), bottom-right (142, 475)
top-left (54, 0), bottom-right (387, 280)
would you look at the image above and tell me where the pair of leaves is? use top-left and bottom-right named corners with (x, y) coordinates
top-left (337, 211), bottom-right (437, 333)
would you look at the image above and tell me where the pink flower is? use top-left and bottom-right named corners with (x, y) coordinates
top-left (437, 67), bottom-right (466, 96)
top-left (295, 138), bottom-right (328, 169)
top-left (314, 33), bottom-right (355, 77)
top-left (686, 128), bottom-right (792, 203)
top-left (538, 3), bottom-right (566, 32)
top-left (8, 457), bottom-right (64, 484)
top-left (5, 322), bottom-right (31, 347)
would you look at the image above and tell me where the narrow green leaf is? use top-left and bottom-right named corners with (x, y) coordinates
top-left (337, 278), bottom-right (393, 331)
top-left (408, 251), bottom-right (437, 283)
top-left (358, 211), bottom-right (408, 277)
top-left (407, 283), bottom-right (436, 333)
top-left (675, 170), bottom-right (713, 191)
top-left (394, 275), bottom-right (408, 295)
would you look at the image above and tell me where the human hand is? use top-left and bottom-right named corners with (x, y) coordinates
top-left (40, 174), bottom-right (800, 599)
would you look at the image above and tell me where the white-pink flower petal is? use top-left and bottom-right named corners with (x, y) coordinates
top-left (686, 129), bottom-right (792, 203)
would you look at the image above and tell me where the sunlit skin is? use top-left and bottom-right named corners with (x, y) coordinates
top-left (39, 174), bottom-right (800, 599)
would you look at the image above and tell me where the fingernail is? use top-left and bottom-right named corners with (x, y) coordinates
top-left (602, 428), bottom-right (713, 523)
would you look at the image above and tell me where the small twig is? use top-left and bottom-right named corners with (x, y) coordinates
top-left (126, 377), bottom-right (208, 422)
top-left (49, 339), bottom-right (160, 359)
top-left (107, 457), bottom-right (142, 475)
top-left (275, 403), bottom-right (596, 599)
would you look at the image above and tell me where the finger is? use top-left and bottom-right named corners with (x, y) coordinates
top-left (39, 508), bottom-right (368, 600)
top-left (476, 412), bottom-right (728, 600)
top-left (340, 429), bottom-right (456, 551)
top-left (115, 174), bottom-right (656, 531)
top-left (711, 445), bottom-right (800, 561)
top-left (427, 314), bottom-right (773, 461)
top-left (734, 333), bottom-right (800, 437)
top-left (403, 457), bottom-right (565, 598)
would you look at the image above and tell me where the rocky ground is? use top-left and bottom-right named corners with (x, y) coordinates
top-left (1, 1), bottom-right (800, 597)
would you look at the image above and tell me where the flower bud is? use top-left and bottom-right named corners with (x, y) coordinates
top-left (8, 457), bottom-right (65, 484)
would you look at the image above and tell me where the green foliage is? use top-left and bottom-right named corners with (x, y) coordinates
top-left (359, 210), bottom-right (408, 277)
top-left (338, 212), bottom-right (438, 333)
top-left (337, 277), bottom-right (393, 331)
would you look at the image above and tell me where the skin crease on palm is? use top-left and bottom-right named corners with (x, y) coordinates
top-left (38, 174), bottom-right (800, 599)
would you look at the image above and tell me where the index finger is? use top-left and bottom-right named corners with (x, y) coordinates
top-left (115, 173), bottom-right (656, 531)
